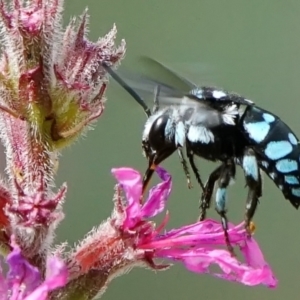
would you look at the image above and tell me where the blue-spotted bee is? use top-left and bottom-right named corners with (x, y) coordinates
top-left (103, 59), bottom-right (300, 255)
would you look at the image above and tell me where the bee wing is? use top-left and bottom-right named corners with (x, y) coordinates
top-left (117, 70), bottom-right (187, 99)
top-left (104, 58), bottom-right (252, 123)
top-left (137, 56), bottom-right (197, 92)
top-left (138, 57), bottom-right (255, 107)
top-left (118, 72), bottom-right (221, 124)
top-left (170, 95), bottom-right (239, 128)
top-left (106, 65), bottom-right (196, 119)
top-left (118, 72), bottom-right (240, 127)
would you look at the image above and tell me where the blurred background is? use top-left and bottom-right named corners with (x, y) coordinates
top-left (57, 1), bottom-right (300, 299)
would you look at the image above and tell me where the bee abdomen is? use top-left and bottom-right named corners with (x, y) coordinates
top-left (241, 106), bottom-right (300, 208)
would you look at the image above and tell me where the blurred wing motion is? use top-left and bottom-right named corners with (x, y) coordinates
top-left (103, 57), bottom-right (254, 121)
top-left (130, 56), bottom-right (197, 94)
top-left (103, 57), bottom-right (198, 115)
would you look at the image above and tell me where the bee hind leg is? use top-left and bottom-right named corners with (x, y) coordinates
top-left (198, 163), bottom-right (224, 221)
top-left (214, 160), bottom-right (236, 256)
top-left (242, 148), bottom-right (262, 237)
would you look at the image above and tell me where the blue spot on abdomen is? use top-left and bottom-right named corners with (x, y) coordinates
top-left (284, 175), bottom-right (299, 185)
top-left (264, 141), bottom-right (293, 160)
top-left (292, 188), bottom-right (300, 197)
top-left (288, 133), bottom-right (298, 145)
top-left (244, 121), bottom-right (270, 143)
top-left (263, 113), bottom-right (275, 123)
top-left (276, 159), bottom-right (298, 173)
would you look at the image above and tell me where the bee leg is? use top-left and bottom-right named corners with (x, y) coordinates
top-left (186, 148), bottom-right (205, 191)
top-left (101, 63), bottom-right (152, 117)
top-left (214, 160), bottom-right (236, 256)
top-left (198, 163), bottom-right (224, 221)
top-left (153, 85), bottom-right (161, 113)
top-left (242, 148), bottom-right (262, 237)
top-left (177, 148), bottom-right (193, 189)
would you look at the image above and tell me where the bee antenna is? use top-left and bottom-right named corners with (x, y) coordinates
top-left (102, 63), bottom-right (151, 118)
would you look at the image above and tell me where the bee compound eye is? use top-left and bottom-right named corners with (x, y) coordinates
top-left (148, 115), bottom-right (172, 150)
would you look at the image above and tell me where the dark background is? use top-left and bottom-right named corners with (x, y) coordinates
top-left (57, 1), bottom-right (300, 299)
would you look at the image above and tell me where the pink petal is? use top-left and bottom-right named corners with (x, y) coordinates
top-left (162, 219), bottom-right (228, 238)
top-left (24, 288), bottom-right (48, 300)
top-left (157, 247), bottom-right (277, 288)
top-left (25, 257), bottom-right (68, 300)
top-left (111, 168), bottom-right (142, 228)
top-left (240, 238), bottom-right (277, 287)
top-left (145, 219), bottom-right (277, 288)
top-left (111, 168), bottom-right (142, 206)
top-left (45, 256), bottom-right (68, 289)
top-left (140, 220), bottom-right (245, 249)
top-left (142, 167), bottom-right (172, 218)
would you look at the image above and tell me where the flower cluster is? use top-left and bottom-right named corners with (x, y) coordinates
top-left (0, 237), bottom-right (67, 300)
top-left (0, 0), bottom-right (278, 299)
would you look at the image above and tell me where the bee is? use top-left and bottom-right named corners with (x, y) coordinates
top-left (103, 59), bottom-right (300, 254)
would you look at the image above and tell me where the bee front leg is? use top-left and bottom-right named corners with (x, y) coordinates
top-left (186, 147), bottom-right (205, 191)
top-left (177, 148), bottom-right (193, 189)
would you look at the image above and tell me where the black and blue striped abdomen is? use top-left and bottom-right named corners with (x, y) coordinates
top-left (241, 106), bottom-right (300, 208)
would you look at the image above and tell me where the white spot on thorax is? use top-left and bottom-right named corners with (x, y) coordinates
top-left (175, 121), bottom-right (186, 147)
top-left (190, 88), bottom-right (203, 98)
top-left (187, 125), bottom-right (214, 144)
top-left (222, 104), bottom-right (238, 125)
top-left (213, 90), bottom-right (226, 99)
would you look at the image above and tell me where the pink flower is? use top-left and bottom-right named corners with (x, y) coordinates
top-left (69, 167), bottom-right (276, 297)
top-left (112, 167), bottom-right (277, 288)
top-left (0, 237), bottom-right (67, 300)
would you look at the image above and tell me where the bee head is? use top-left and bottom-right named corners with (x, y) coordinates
top-left (145, 113), bottom-right (178, 161)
